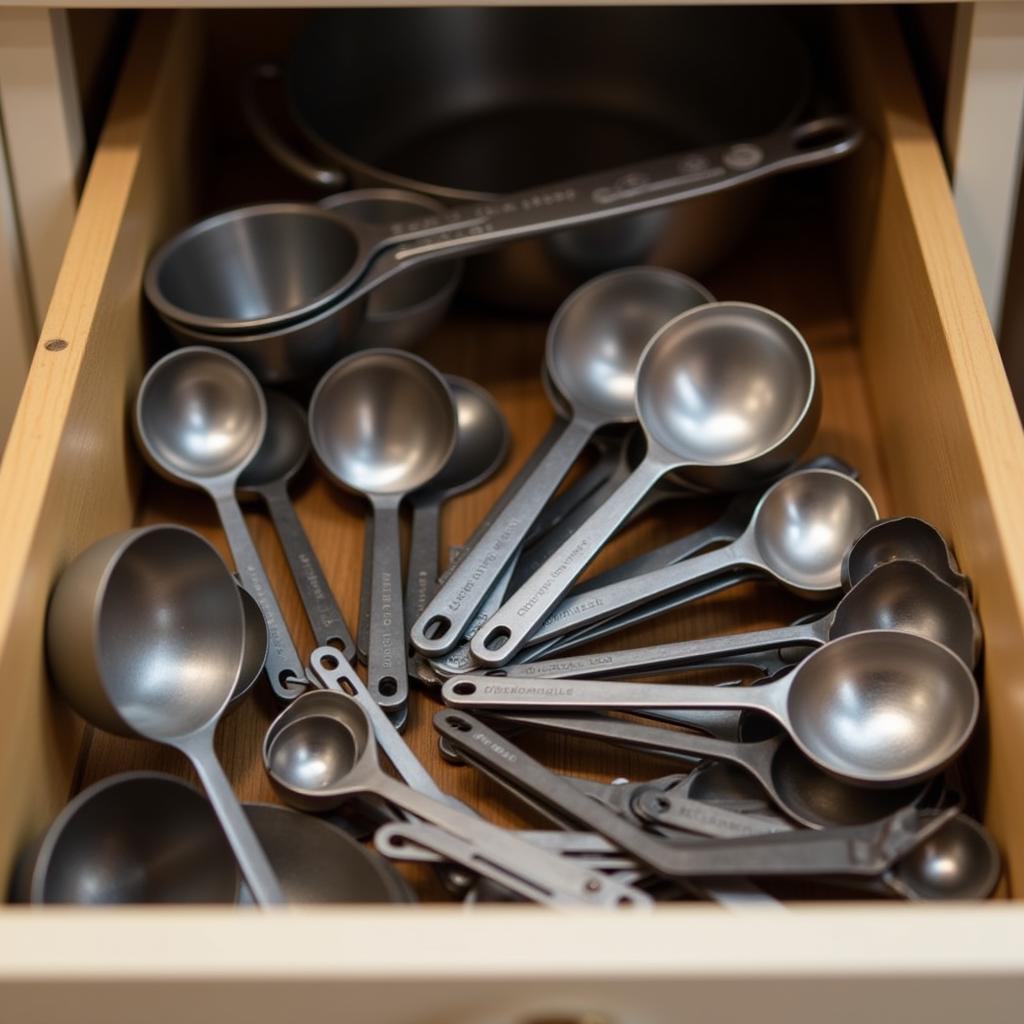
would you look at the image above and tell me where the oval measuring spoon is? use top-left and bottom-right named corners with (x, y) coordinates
top-left (260, 688), bottom-right (649, 907)
top-left (511, 559), bottom-right (980, 680)
top-left (444, 629), bottom-right (980, 787)
top-left (843, 516), bottom-right (972, 597)
top-left (489, 711), bottom-right (927, 829)
top-left (309, 350), bottom-right (457, 716)
top-left (412, 267), bottom-right (715, 657)
top-left (135, 347), bottom-right (305, 700)
top-left (237, 390), bottom-right (357, 661)
top-left (404, 376), bottom-right (510, 642)
top-left (521, 468), bottom-right (877, 646)
top-left (434, 709), bottom-right (958, 880)
top-left (47, 526), bottom-right (285, 905)
top-left (469, 302), bottom-right (821, 667)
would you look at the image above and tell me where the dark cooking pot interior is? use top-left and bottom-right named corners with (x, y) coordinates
top-left (284, 7), bottom-right (812, 196)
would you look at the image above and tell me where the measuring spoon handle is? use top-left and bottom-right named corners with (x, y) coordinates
top-left (362, 118), bottom-right (862, 291)
top-left (262, 483), bottom-right (356, 660)
top-left (469, 458), bottom-right (670, 665)
top-left (366, 498), bottom-right (407, 713)
top-left (212, 490), bottom-right (305, 700)
top-left (404, 497), bottom-right (442, 628)
top-left (411, 417), bottom-right (596, 657)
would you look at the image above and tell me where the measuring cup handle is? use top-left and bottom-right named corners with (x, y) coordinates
top-left (470, 457), bottom-right (665, 666)
top-left (366, 499), bottom-right (408, 713)
top-left (240, 63), bottom-right (347, 189)
top-left (212, 491), bottom-right (305, 700)
top-left (411, 417), bottom-right (595, 657)
top-left (404, 498), bottom-right (442, 627)
top-left (178, 730), bottom-right (286, 906)
top-left (262, 484), bottom-right (356, 660)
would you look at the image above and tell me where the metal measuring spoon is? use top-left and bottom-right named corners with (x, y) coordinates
top-left (470, 302), bottom-right (821, 666)
top-left (523, 469), bottom-right (877, 646)
top-left (260, 689), bottom-right (649, 907)
top-left (413, 267), bottom-right (715, 657)
top-left (237, 391), bottom-right (357, 662)
top-left (404, 377), bottom-right (510, 651)
top-left (19, 772), bottom-right (239, 905)
top-left (48, 526), bottom-right (285, 905)
top-left (135, 347), bottom-right (306, 700)
top-left (434, 709), bottom-right (958, 880)
top-left (444, 629), bottom-right (980, 787)
top-left (513, 560), bottom-right (980, 681)
top-left (228, 582), bottom-right (268, 707)
top-left (489, 711), bottom-right (927, 829)
top-left (843, 516), bottom-right (972, 598)
top-left (309, 350), bottom-right (457, 717)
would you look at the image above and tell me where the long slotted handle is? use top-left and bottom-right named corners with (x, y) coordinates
top-left (469, 458), bottom-right (670, 665)
top-left (366, 498), bottom-right (408, 713)
top-left (355, 118), bottom-right (863, 298)
top-left (262, 483), bottom-right (356, 660)
top-left (212, 489), bottom-right (305, 700)
top-left (178, 729), bottom-right (285, 906)
top-left (404, 497), bottom-right (442, 629)
top-left (411, 416), bottom-right (597, 656)
top-left (433, 710), bottom-right (941, 879)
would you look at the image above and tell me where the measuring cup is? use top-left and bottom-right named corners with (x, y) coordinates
top-left (237, 389), bottom-right (357, 661)
top-left (47, 526), bottom-right (285, 905)
top-left (512, 559), bottom-right (980, 680)
top-left (434, 709), bottom-right (957, 880)
top-left (412, 267), bottom-right (714, 657)
top-left (468, 302), bottom-right (821, 666)
top-left (444, 629), bottom-right (979, 787)
top-left (522, 468), bottom-right (877, 646)
top-left (260, 687), bottom-right (648, 906)
top-left (134, 347), bottom-right (306, 699)
top-left (308, 350), bottom-right (457, 716)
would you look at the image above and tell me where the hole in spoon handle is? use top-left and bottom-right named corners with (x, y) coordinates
top-left (367, 500), bottom-right (408, 712)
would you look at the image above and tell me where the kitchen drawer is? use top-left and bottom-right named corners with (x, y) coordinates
top-left (2, 7), bottom-right (1024, 1021)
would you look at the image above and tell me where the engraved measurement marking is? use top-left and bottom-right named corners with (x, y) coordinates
top-left (481, 684), bottom-right (577, 697)
top-left (471, 731), bottom-right (519, 763)
top-left (544, 596), bottom-right (603, 624)
top-left (517, 537), bottom-right (591, 617)
top-left (379, 572), bottom-right (393, 670)
top-left (445, 518), bottom-right (521, 613)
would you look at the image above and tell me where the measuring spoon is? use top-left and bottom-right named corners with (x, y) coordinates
top-left (261, 689), bottom-right (648, 907)
top-left (309, 350), bottom-right (457, 716)
top-left (413, 267), bottom-right (715, 657)
top-left (469, 302), bottom-right (821, 666)
top-left (237, 390), bottom-right (357, 661)
top-left (489, 711), bottom-right (926, 828)
top-left (511, 559), bottom-right (979, 681)
top-left (843, 516), bottom-right (972, 597)
top-left (445, 629), bottom-right (979, 787)
top-left (48, 526), bottom-right (285, 905)
top-left (434, 709), bottom-right (957, 880)
top-left (522, 468), bottom-right (877, 646)
top-left (135, 347), bottom-right (305, 700)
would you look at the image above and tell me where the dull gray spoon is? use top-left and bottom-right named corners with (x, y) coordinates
top-left (237, 390), bottom-right (357, 662)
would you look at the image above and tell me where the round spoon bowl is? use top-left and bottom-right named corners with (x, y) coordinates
top-left (240, 804), bottom-right (414, 904)
top-left (309, 350), bottom-right (457, 496)
top-left (785, 630), bottom-right (979, 787)
top-left (889, 814), bottom-right (1000, 900)
top-left (636, 303), bottom-right (818, 490)
top-left (237, 391), bottom-right (309, 492)
top-left (753, 470), bottom-right (877, 594)
top-left (547, 267), bottom-right (713, 421)
top-left (47, 526), bottom-right (245, 739)
top-left (136, 347), bottom-right (267, 484)
top-left (26, 772), bottom-right (238, 904)
top-left (145, 203), bottom-right (362, 334)
top-left (430, 376), bottom-right (510, 495)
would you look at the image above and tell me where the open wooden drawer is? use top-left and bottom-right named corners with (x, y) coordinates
top-left (2, 6), bottom-right (1024, 1020)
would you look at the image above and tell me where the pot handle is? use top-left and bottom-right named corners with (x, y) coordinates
top-left (241, 63), bottom-right (347, 189)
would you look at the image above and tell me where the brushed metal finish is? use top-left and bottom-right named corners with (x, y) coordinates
top-left (468, 301), bottom-right (821, 665)
top-left (229, 582), bottom-right (268, 707)
top-left (23, 773), bottom-right (239, 905)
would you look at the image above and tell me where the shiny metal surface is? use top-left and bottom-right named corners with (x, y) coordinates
top-left (24, 772), bottom-right (238, 905)
top-left (887, 814), bottom-right (1000, 901)
top-left (319, 188), bottom-right (461, 349)
top-left (237, 389), bottom-right (309, 490)
top-left (240, 804), bottom-right (414, 904)
top-left (309, 350), bottom-right (456, 496)
top-left (145, 203), bottom-right (361, 333)
top-left (136, 346), bottom-right (265, 482)
top-left (256, 8), bottom-right (811, 309)
top-left (229, 583), bottom-right (268, 707)
top-left (548, 267), bottom-right (715, 421)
